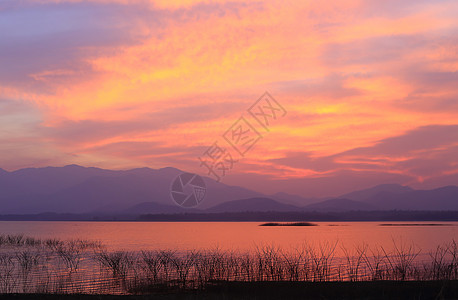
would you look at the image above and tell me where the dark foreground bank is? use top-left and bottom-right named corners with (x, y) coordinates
top-left (2, 210), bottom-right (458, 221)
top-left (1, 281), bottom-right (458, 300)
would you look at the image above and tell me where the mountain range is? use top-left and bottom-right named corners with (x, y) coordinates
top-left (0, 165), bottom-right (457, 215)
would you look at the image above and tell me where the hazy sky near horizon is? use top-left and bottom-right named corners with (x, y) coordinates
top-left (1, 0), bottom-right (457, 197)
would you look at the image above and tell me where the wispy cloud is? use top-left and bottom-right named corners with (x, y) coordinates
top-left (0, 0), bottom-right (457, 196)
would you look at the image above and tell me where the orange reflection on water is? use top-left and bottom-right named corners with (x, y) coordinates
top-left (1, 221), bottom-right (457, 255)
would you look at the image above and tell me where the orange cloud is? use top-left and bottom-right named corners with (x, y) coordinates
top-left (1, 0), bottom-right (458, 195)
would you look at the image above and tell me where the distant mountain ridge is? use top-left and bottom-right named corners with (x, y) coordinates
top-left (303, 198), bottom-right (376, 212)
top-left (0, 165), bottom-right (457, 214)
top-left (207, 197), bottom-right (301, 213)
top-left (340, 184), bottom-right (414, 202)
top-left (269, 191), bottom-right (319, 206)
top-left (369, 186), bottom-right (458, 210)
top-left (0, 165), bottom-right (264, 214)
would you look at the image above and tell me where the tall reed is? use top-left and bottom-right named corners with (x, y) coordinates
top-left (3, 234), bottom-right (458, 294)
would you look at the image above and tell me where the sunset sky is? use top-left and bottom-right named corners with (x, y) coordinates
top-left (1, 0), bottom-right (457, 197)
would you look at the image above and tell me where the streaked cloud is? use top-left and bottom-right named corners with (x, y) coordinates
top-left (0, 0), bottom-right (457, 196)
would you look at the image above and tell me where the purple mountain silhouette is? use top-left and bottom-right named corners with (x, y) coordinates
top-left (0, 165), bottom-right (263, 214)
top-left (0, 165), bottom-right (457, 214)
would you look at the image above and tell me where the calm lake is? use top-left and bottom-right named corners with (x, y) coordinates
top-left (1, 221), bottom-right (457, 254)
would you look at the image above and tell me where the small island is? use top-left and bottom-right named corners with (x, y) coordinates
top-left (259, 222), bottom-right (318, 226)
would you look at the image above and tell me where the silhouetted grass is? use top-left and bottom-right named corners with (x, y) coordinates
top-left (3, 234), bottom-right (458, 295)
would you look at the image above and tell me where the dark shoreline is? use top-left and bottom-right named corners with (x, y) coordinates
top-left (1, 210), bottom-right (458, 222)
top-left (1, 281), bottom-right (458, 299)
